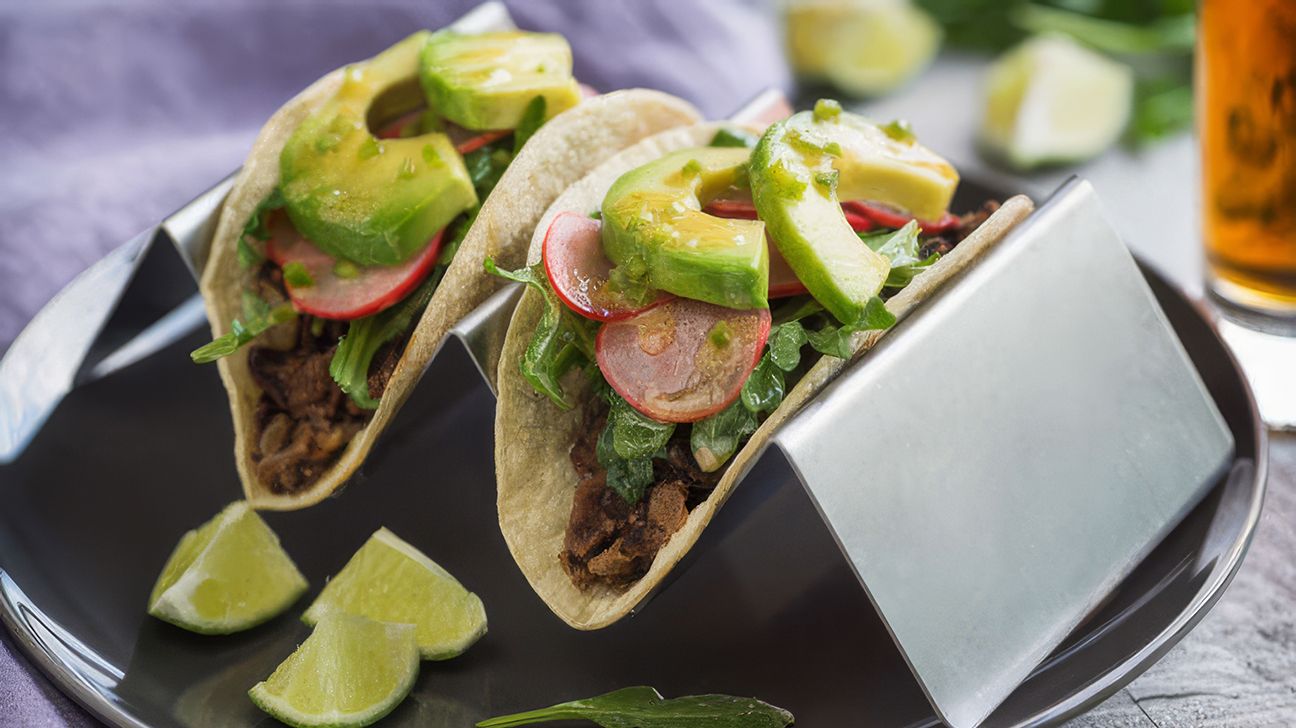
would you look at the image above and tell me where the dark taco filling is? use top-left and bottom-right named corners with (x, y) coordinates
top-left (194, 30), bottom-right (581, 494)
top-left (495, 105), bottom-right (995, 589)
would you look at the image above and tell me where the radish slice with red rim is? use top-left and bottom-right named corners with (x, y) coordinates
top-left (596, 298), bottom-right (771, 423)
top-left (264, 211), bottom-right (443, 321)
top-left (841, 200), bottom-right (960, 234)
top-left (705, 198), bottom-right (875, 232)
top-left (542, 211), bottom-right (672, 321)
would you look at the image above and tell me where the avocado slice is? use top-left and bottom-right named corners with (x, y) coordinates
top-left (601, 147), bottom-right (769, 310)
top-left (280, 32), bottom-right (478, 267)
top-left (749, 106), bottom-right (958, 323)
top-left (419, 31), bottom-right (582, 131)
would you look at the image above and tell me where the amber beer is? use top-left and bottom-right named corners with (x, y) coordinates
top-left (1199, 0), bottom-right (1296, 316)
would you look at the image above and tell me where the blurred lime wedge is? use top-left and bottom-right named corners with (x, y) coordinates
top-left (980, 34), bottom-right (1133, 169)
top-left (303, 528), bottom-right (486, 660)
top-left (786, 0), bottom-right (941, 97)
top-left (148, 501), bottom-right (307, 634)
top-left (249, 612), bottom-right (418, 728)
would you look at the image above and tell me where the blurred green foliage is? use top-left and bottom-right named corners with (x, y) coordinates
top-left (916, 0), bottom-right (1195, 145)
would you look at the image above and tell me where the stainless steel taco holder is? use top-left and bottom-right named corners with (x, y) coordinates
top-left (0, 4), bottom-right (1244, 725)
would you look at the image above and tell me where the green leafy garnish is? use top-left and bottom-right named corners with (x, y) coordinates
top-left (190, 292), bottom-right (295, 364)
top-left (282, 262), bottom-right (314, 288)
top-left (476, 686), bottom-right (794, 728)
top-left (596, 416), bottom-right (657, 505)
top-left (607, 395), bottom-right (675, 461)
top-left (237, 188), bottom-right (285, 268)
top-left (690, 401), bottom-right (758, 473)
top-left (328, 273), bottom-right (439, 409)
top-left (514, 96), bottom-right (547, 154)
top-left (860, 220), bottom-right (939, 288)
top-left (464, 143), bottom-right (513, 199)
top-left (485, 258), bottom-right (596, 409)
top-left (740, 356), bottom-right (785, 415)
top-left (709, 128), bottom-right (759, 149)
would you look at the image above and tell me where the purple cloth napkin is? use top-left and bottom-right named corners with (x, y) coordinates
top-left (0, 1), bottom-right (788, 724)
top-left (0, 0), bottom-right (790, 353)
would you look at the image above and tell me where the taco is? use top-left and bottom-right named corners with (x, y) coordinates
top-left (493, 102), bottom-right (1034, 629)
top-left (195, 28), bottom-right (700, 510)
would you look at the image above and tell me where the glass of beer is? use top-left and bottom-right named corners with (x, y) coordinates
top-left (1198, 0), bottom-right (1296, 428)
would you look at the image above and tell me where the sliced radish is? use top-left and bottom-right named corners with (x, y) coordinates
top-left (841, 200), bottom-right (960, 235)
top-left (596, 298), bottom-right (771, 423)
top-left (454, 129), bottom-right (511, 154)
top-left (705, 198), bottom-right (875, 232)
top-left (264, 211), bottom-right (443, 321)
top-left (542, 212), bottom-right (672, 321)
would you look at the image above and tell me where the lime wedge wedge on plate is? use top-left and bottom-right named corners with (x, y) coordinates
top-left (249, 612), bottom-right (418, 728)
top-left (786, 0), bottom-right (941, 97)
top-left (980, 34), bottom-right (1133, 169)
top-left (148, 501), bottom-right (307, 634)
top-left (303, 527), bottom-right (487, 660)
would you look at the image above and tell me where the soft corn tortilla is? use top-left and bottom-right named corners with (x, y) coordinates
top-left (494, 121), bottom-right (1034, 629)
top-left (200, 71), bottom-right (701, 510)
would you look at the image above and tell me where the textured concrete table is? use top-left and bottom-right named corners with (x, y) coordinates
top-left (2, 2), bottom-right (1293, 726)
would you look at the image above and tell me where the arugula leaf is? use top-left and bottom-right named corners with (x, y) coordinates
top-left (464, 143), bottom-right (513, 199)
top-left (237, 188), bottom-right (285, 268)
top-left (608, 395), bottom-right (675, 460)
top-left (740, 355), bottom-right (785, 414)
top-left (439, 208), bottom-right (478, 266)
top-left (486, 258), bottom-right (596, 409)
top-left (767, 320), bottom-right (809, 372)
top-left (190, 291), bottom-right (295, 364)
top-left (476, 686), bottom-right (795, 728)
top-left (329, 272), bottom-right (439, 409)
top-left (691, 400), bottom-right (758, 473)
top-left (803, 297), bottom-right (896, 359)
top-left (596, 422), bottom-right (657, 504)
top-left (859, 220), bottom-right (939, 288)
top-left (514, 96), bottom-right (547, 154)
top-left (709, 128), bottom-right (759, 149)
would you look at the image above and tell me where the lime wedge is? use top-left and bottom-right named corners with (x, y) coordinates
top-left (249, 612), bottom-right (418, 728)
top-left (980, 34), bottom-right (1133, 169)
top-left (303, 528), bottom-right (486, 660)
top-left (148, 501), bottom-right (307, 634)
top-left (786, 0), bottom-right (941, 97)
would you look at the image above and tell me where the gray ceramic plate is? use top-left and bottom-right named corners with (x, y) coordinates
top-left (0, 178), bottom-right (1266, 727)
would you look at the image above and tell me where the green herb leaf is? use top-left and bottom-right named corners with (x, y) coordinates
top-left (1013, 3), bottom-right (1195, 55)
top-left (709, 127), bottom-right (759, 149)
top-left (514, 96), bottom-right (547, 154)
top-left (282, 261), bottom-right (315, 288)
top-left (465, 143), bottom-right (513, 199)
top-left (476, 686), bottom-right (795, 728)
top-left (237, 188), bottom-right (285, 268)
top-left (486, 257), bottom-right (597, 409)
top-left (804, 297), bottom-right (895, 359)
top-left (608, 395), bottom-right (675, 461)
top-left (740, 355), bottom-right (785, 414)
top-left (690, 400), bottom-right (759, 473)
top-left (190, 293), bottom-right (295, 364)
top-left (596, 422), bottom-right (657, 505)
top-left (860, 220), bottom-right (940, 288)
top-left (767, 321), bottom-right (809, 372)
top-left (329, 272), bottom-right (439, 409)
